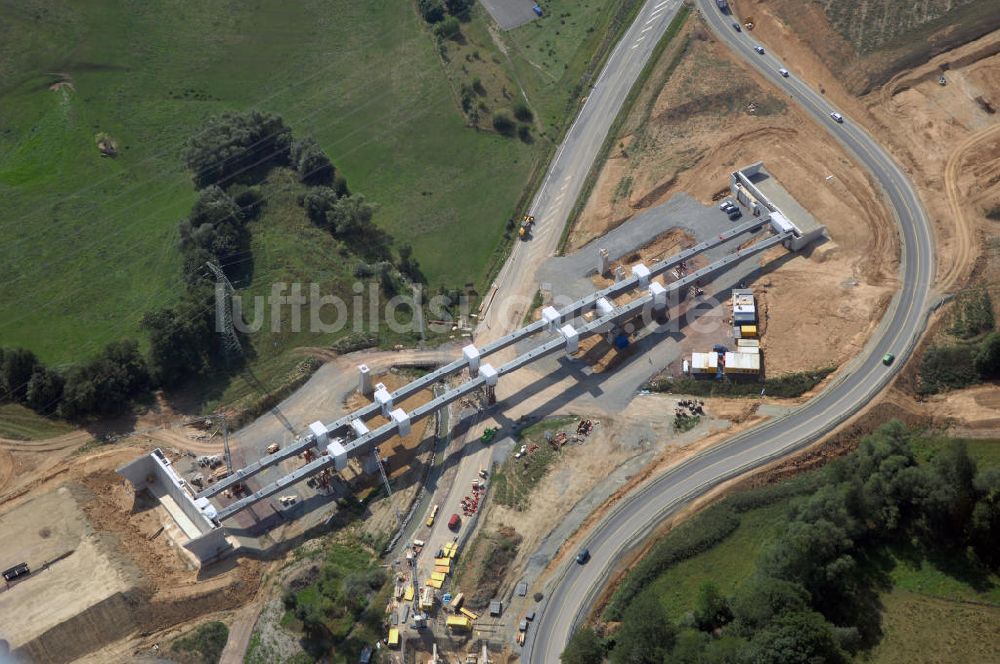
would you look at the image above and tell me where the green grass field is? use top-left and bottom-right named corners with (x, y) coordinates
top-left (0, 1), bottom-right (543, 367)
top-left (493, 416), bottom-right (579, 510)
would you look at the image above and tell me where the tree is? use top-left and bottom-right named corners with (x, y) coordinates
top-left (183, 110), bottom-right (292, 188)
top-left (178, 186), bottom-right (248, 282)
top-left (561, 626), bottom-right (604, 664)
top-left (692, 582), bottom-right (732, 632)
top-left (26, 366), bottom-right (64, 413)
top-left (398, 244), bottom-right (425, 283)
top-left (445, 0), bottom-right (474, 19)
top-left (291, 137), bottom-right (335, 186)
top-left (142, 301), bottom-right (216, 388)
top-left (974, 332), bottom-right (1000, 379)
top-left (971, 468), bottom-right (1000, 566)
top-left (730, 576), bottom-right (810, 637)
top-left (59, 341), bottom-right (150, 419)
top-left (513, 101), bottom-right (534, 122)
top-left (745, 610), bottom-right (848, 664)
top-left (326, 193), bottom-right (375, 237)
top-left (0, 347), bottom-right (39, 403)
top-left (609, 591), bottom-right (676, 664)
top-left (493, 112), bottom-right (516, 136)
top-left (418, 0), bottom-right (445, 23)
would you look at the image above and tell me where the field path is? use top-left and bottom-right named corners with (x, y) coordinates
top-left (942, 123), bottom-right (1000, 291)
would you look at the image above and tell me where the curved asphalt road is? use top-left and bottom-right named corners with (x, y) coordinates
top-left (527, 2), bottom-right (936, 661)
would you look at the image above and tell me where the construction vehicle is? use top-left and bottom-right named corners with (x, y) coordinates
top-left (266, 442), bottom-right (280, 455)
top-left (744, 17), bottom-right (754, 30)
top-left (426, 504), bottom-right (439, 527)
top-left (518, 215), bottom-right (535, 240)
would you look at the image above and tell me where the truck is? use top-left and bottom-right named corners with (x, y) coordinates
top-left (426, 504), bottom-right (439, 527)
top-left (518, 215), bottom-right (535, 240)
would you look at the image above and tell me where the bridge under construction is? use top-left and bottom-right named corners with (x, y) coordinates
top-left (119, 213), bottom-right (807, 563)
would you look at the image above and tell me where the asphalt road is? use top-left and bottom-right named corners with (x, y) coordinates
top-left (526, 2), bottom-right (937, 661)
top-left (477, 0), bottom-right (686, 340)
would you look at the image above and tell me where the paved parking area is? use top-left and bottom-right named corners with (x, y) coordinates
top-left (480, 0), bottom-right (540, 30)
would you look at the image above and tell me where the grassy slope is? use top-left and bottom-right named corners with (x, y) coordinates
top-left (627, 437), bottom-right (1000, 658)
top-left (0, 1), bottom-right (535, 366)
top-left (0, 403), bottom-right (74, 440)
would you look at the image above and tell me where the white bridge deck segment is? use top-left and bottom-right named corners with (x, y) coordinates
top-left (212, 226), bottom-right (788, 521)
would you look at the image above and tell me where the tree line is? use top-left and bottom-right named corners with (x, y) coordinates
top-left (920, 289), bottom-right (998, 394)
top-left (3, 110), bottom-right (422, 422)
top-left (563, 421), bottom-right (1000, 664)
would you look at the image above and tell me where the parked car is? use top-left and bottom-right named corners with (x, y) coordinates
top-left (719, 199), bottom-right (736, 211)
top-left (778, 68), bottom-right (789, 77)
top-left (576, 548), bottom-right (591, 564)
top-left (448, 513), bottom-right (461, 530)
top-left (830, 112), bottom-right (845, 123)
top-left (754, 45), bottom-right (765, 54)
top-left (728, 209), bottom-right (743, 220)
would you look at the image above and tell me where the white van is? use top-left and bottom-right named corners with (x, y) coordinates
top-left (830, 112), bottom-right (844, 123)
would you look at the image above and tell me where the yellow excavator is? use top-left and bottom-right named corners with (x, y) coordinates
top-left (518, 214), bottom-right (535, 240)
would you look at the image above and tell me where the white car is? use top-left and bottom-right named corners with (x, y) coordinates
top-left (830, 112), bottom-right (844, 123)
top-left (778, 68), bottom-right (789, 77)
top-left (754, 45), bottom-right (765, 55)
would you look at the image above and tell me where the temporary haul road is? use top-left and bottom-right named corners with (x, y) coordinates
top-left (526, 1), bottom-right (936, 661)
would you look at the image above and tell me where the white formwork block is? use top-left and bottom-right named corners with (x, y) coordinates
top-left (327, 437), bottom-right (348, 471)
top-left (649, 281), bottom-right (667, 310)
top-left (357, 364), bottom-right (372, 395)
top-left (632, 263), bottom-right (651, 289)
top-left (463, 344), bottom-right (481, 375)
top-left (542, 306), bottom-right (561, 331)
top-left (350, 419), bottom-right (370, 438)
top-left (309, 421), bottom-right (329, 446)
top-left (559, 324), bottom-right (580, 354)
top-left (479, 363), bottom-right (498, 386)
top-left (595, 297), bottom-right (615, 317)
top-left (598, 248), bottom-right (610, 276)
top-left (389, 408), bottom-right (411, 437)
top-left (374, 383), bottom-right (393, 417)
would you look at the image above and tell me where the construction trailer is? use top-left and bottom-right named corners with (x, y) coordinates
top-left (447, 615), bottom-right (472, 631)
top-left (737, 338), bottom-right (760, 350)
top-left (740, 324), bottom-right (758, 338)
top-left (732, 288), bottom-right (756, 325)
top-left (690, 352), bottom-right (719, 374)
top-left (724, 352), bottom-right (761, 375)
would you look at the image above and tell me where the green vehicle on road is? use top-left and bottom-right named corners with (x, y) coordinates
top-left (882, 353), bottom-right (895, 366)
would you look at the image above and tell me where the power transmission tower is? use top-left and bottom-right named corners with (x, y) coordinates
top-left (206, 261), bottom-right (242, 356)
top-left (373, 448), bottom-right (402, 527)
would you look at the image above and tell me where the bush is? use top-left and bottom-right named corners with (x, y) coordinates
top-left (647, 367), bottom-right (835, 399)
top-left (919, 343), bottom-right (979, 394)
top-left (171, 621), bottom-right (229, 664)
top-left (974, 332), bottom-right (1000, 378)
top-left (291, 137), bottom-right (335, 186)
top-left (434, 16), bottom-right (461, 40)
top-left (948, 289), bottom-right (994, 339)
top-left (517, 124), bottom-right (533, 143)
top-left (513, 101), bottom-right (534, 122)
top-left (492, 113), bottom-right (516, 136)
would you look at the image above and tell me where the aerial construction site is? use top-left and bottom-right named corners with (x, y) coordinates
top-left (2, 0), bottom-right (1000, 663)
